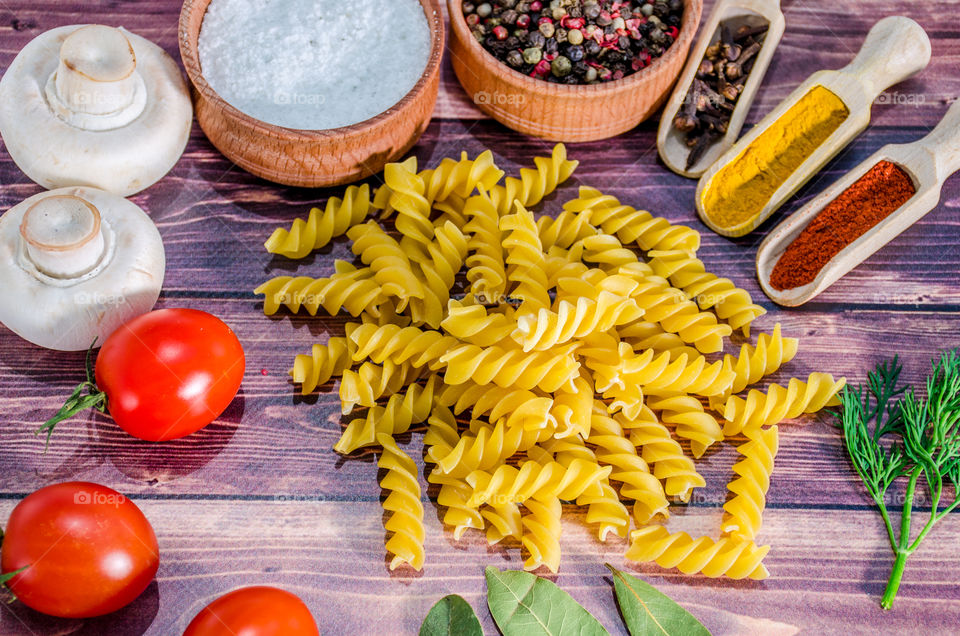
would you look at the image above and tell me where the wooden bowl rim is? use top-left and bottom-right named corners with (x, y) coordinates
top-left (447, 0), bottom-right (702, 97)
top-left (178, 0), bottom-right (445, 139)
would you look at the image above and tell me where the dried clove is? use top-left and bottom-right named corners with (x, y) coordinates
top-left (673, 20), bottom-right (769, 171)
top-left (725, 40), bottom-right (761, 79)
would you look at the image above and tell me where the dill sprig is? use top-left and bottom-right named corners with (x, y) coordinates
top-left (838, 350), bottom-right (960, 609)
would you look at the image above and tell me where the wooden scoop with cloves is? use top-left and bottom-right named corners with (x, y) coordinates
top-left (674, 23), bottom-right (768, 170)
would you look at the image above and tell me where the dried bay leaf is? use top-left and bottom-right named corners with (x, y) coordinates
top-left (606, 564), bottom-right (711, 636)
top-left (485, 567), bottom-right (610, 636)
top-left (419, 594), bottom-right (483, 636)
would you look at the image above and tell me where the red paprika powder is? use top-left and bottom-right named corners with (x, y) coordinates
top-left (770, 160), bottom-right (916, 290)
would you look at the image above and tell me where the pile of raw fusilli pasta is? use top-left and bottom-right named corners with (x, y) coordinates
top-left (255, 144), bottom-right (845, 578)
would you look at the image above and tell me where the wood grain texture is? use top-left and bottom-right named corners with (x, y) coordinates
top-left (447, 0), bottom-right (703, 141)
top-left (0, 1), bottom-right (959, 635)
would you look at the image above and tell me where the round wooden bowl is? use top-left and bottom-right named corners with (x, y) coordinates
top-left (448, 0), bottom-right (702, 142)
top-left (179, 0), bottom-right (445, 188)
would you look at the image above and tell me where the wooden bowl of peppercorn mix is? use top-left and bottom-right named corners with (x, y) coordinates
top-left (178, 0), bottom-right (445, 188)
top-left (449, 0), bottom-right (702, 142)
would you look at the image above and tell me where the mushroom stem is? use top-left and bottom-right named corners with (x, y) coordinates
top-left (45, 25), bottom-right (147, 130)
top-left (20, 195), bottom-right (106, 279)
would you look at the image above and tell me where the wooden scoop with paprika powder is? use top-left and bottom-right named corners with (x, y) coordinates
top-left (756, 98), bottom-right (960, 307)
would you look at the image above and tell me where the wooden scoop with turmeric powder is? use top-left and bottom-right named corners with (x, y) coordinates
top-left (756, 98), bottom-right (960, 307)
top-left (695, 16), bottom-right (931, 238)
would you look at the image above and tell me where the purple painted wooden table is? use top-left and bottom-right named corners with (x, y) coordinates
top-left (1, 1), bottom-right (959, 634)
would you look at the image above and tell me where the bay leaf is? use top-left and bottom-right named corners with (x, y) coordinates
top-left (419, 594), bottom-right (483, 636)
top-left (606, 564), bottom-right (711, 636)
top-left (485, 566), bottom-right (610, 636)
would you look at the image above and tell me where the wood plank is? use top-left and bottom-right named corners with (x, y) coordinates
top-left (1, 502), bottom-right (957, 635)
top-left (0, 308), bottom-right (957, 506)
top-left (5, 120), bottom-right (956, 307)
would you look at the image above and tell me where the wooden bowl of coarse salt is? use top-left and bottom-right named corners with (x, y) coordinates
top-left (448, 0), bottom-right (702, 143)
top-left (179, 0), bottom-right (444, 188)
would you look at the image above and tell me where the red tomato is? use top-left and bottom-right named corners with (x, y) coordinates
top-left (94, 308), bottom-right (245, 441)
top-left (0, 482), bottom-right (159, 618)
top-left (183, 586), bottom-right (320, 636)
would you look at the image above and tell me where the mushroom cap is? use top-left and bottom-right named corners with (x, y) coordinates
top-left (0, 25), bottom-right (193, 197)
top-left (61, 25), bottom-right (138, 82)
top-left (0, 186), bottom-right (165, 351)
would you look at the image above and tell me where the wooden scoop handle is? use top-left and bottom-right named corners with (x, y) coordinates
top-left (914, 100), bottom-right (960, 183)
top-left (840, 16), bottom-right (931, 100)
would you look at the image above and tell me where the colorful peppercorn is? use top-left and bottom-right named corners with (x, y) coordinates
top-left (462, 0), bottom-right (684, 84)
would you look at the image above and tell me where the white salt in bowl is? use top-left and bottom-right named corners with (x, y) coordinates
top-left (179, 0), bottom-right (445, 188)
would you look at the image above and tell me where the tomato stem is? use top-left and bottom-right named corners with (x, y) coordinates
top-left (36, 340), bottom-right (107, 449)
top-left (0, 566), bottom-right (28, 589)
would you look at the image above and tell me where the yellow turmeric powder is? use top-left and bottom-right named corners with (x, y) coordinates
top-left (701, 85), bottom-right (849, 230)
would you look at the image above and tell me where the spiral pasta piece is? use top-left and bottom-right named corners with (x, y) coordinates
top-left (575, 234), bottom-right (639, 270)
top-left (626, 526), bottom-right (770, 580)
top-left (423, 149), bottom-right (504, 203)
top-left (718, 373), bottom-right (846, 436)
top-left (429, 470), bottom-right (485, 540)
top-left (564, 186), bottom-right (701, 253)
top-left (349, 323), bottom-right (460, 371)
top-left (409, 221), bottom-right (469, 328)
top-left (439, 342), bottom-right (581, 393)
top-left (647, 250), bottom-right (766, 336)
top-left (554, 277), bottom-right (630, 309)
top-left (433, 193), bottom-right (469, 230)
top-left (594, 344), bottom-right (734, 398)
top-left (488, 143), bottom-right (578, 215)
top-left (348, 221), bottom-right (425, 306)
top-left (724, 324), bottom-right (800, 395)
top-left (722, 426), bottom-right (779, 542)
top-left (439, 382), bottom-right (555, 433)
top-left (622, 411), bottom-right (705, 502)
top-left (339, 360), bottom-right (422, 414)
top-left (376, 433), bottom-right (425, 571)
top-left (466, 458), bottom-right (611, 507)
top-left (255, 266), bottom-right (384, 318)
top-left (535, 436), bottom-right (630, 541)
top-left (577, 332), bottom-right (623, 373)
top-left (384, 161), bottom-right (433, 261)
top-left (550, 372), bottom-right (594, 439)
top-left (291, 339), bottom-right (352, 394)
top-left (521, 496), bottom-right (562, 572)
top-left (620, 273), bottom-right (732, 355)
top-left (441, 298), bottom-right (517, 347)
top-left (482, 502), bottom-right (523, 545)
top-left (334, 377), bottom-right (438, 454)
top-left (537, 209), bottom-right (598, 251)
top-left (500, 203), bottom-right (551, 312)
top-left (544, 246), bottom-right (591, 289)
top-left (429, 417), bottom-right (556, 478)
top-left (587, 408), bottom-right (670, 524)
top-left (512, 292), bottom-right (645, 352)
top-left (423, 405), bottom-right (461, 457)
top-left (579, 479), bottom-right (632, 542)
top-left (371, 156), bottom-right (417, 217)
top-left (614, 321), bottom-right (702, 360)
top-left (264, 184), bottom-right (372, 259)
top-left (463, 188), bottom-right (507, 304)
top-left (648, 393), bottom-right (723, 459)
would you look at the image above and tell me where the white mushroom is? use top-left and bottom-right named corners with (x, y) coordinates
top-left (0, 186), bottom-right (165, 351)
top-left (0, 24), bottom-right (193, 196)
